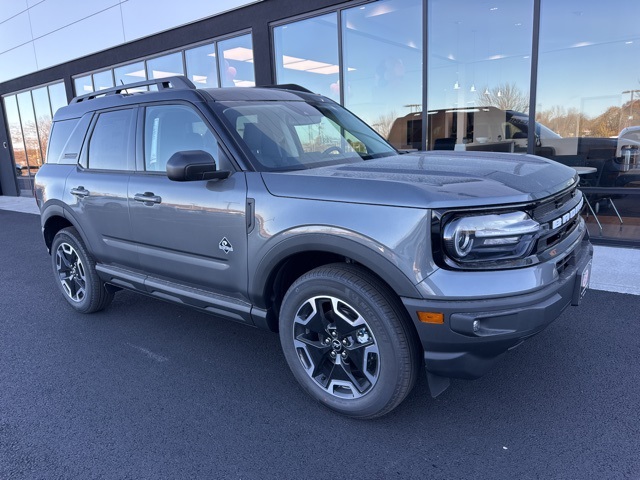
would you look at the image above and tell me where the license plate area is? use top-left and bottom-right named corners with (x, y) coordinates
top-left (572, 259), bottom-right (592, 306)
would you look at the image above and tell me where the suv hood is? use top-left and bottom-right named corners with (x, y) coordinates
top-left (261, 151), bottom-right (578, 209)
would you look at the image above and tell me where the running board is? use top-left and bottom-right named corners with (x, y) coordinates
top-left (95, 264), bottom-right (259, 326)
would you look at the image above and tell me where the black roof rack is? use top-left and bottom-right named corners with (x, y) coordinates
top-left (71, 76), bottom-right (196, 104)
top-left (257, 84), bottom-right (314, 94)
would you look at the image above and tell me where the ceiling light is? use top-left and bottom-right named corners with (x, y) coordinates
top-left (454, 81), bottom-right (460, 90)
top-left (367, 4), bottom-right (396, 17)
top-left (151, 70), bottom-right (181, 79)
top-left (125, 69), bottom-right (146, 78)
top-left (223, 47), bottom-right (254, 62)
top-left (470, 84), bottom-right (476, 92)
top-left (233, 80), bottom-right (255, 87)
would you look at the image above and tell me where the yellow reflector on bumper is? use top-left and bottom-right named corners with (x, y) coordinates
top-left (418, 312), bottom-right (444, 324)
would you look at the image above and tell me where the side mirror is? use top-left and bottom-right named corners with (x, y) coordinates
top-left (166, 150), bottom-right (230, 181)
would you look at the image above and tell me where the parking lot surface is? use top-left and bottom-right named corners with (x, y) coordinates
top-left (1, 210), bottom-right (638, 479)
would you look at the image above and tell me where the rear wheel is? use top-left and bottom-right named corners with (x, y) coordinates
top-left (279, 264), bottom-right (420, 419)
top-left (51, 227), bottom-right (114, 313)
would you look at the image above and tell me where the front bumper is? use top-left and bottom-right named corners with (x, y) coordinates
top-left (401, 238), bottom-right (593, 382)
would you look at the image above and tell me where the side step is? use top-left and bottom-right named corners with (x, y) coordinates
top-left (95, 264), bottom-right (262, 326)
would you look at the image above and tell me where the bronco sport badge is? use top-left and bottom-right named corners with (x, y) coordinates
top-left (219, 237), bottom-right (233, 254)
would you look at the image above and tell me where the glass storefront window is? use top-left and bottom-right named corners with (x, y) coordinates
top-left (74, 75), bottom-right (93, 95)
top-left (31, 86), bottom-right (53, 160)
top-left (3, 95), bottom-right (28, 179)
top-left (427, 0), bottom-right (533, 153)
top-left (537, 0), bottom-right (640, 242)
top-left (342, 0), bottom-right (423, 148)
top-left (147, 52), bottom-right (185, 80)
top-left (48, 82), bottom-right (68, 115)
top-left (114, 61), bottom-right (147, 89)
top-left (185, 42), bottom-right (219, 88)
top-left (16, 91), bottom-right (42, 175)
top-left (93, 70), bottom-right (114, 91)
top-left (218, 34), bottom-right (255, 88)
top-left (273, 14), bottom-right (340, 102)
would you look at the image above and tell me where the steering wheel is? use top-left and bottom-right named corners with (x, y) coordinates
top-left (322, 146), bottom-right (344, 156)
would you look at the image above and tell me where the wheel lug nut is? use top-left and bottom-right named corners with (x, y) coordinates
top-left (330, 351), bottom-right (336, 358)
top-left (331, 331), bottom-right (337, 337)
top-left (324, 338), bottom-right (331, 345)
top-left (342, 339), bottom-right (349, 346)
top-left (341, 351), bottom-right (347, 358)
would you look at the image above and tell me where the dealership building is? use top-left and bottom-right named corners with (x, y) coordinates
top-left (1, 0), bottom-right (639, 246)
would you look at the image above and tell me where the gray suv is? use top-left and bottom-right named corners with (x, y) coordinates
top-left (35, 77), bottom-right (593, 418)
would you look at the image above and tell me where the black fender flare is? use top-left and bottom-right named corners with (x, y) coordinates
top-left (249, 232), bottom-right (421, 308)
top-left (40, 201), bottom-right (91, 252)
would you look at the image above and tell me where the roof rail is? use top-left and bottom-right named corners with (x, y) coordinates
top-left (71, 76), bottom-right (196, 104)
top-left (258, 84), bottom-right (314, 94)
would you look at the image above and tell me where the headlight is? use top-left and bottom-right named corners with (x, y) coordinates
top-left (442, 211), bottom-right (540, 266)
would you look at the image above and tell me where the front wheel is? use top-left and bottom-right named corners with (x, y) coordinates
top-left (51, 227), bottom-right (114, 313)
top-left (279, 264), bottom-right (420, 419)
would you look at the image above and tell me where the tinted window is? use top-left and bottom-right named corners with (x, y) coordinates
top-left (46, 119), bottom-right (79, 163)
top-left (58, 114), bottom-right (92, 165)
top-left (88, 109), bottom-right (135, 170)
top-left (144, 105), bottom-right (219, 172)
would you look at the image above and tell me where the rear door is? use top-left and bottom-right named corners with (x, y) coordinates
top-left (64, 107), bottom-right (138, 268)
top-left (127, 102), bottom-right (249, 300)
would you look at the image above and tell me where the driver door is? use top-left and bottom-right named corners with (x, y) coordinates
top-left (127, 103), bottom-right (248, 300)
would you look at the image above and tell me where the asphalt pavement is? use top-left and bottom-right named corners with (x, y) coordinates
top-left (1, 209), bottom-right (639, 479)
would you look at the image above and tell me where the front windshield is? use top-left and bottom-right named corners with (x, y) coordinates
top-left (218, 100), bottom-right (397, 171)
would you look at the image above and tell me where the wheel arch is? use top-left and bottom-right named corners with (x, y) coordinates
top-left (250, 233), bottom-right (422, 329)
top-left (41, 202), bottom-right (89, 253)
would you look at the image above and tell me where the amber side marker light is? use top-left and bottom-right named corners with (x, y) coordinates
top-left (418, 312), bottom-right (444, 324)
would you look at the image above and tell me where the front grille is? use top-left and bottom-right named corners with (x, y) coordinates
top-left (530, 186), bottom-right (583, 254)
top-left (532, 190), bottom-right (575, 219)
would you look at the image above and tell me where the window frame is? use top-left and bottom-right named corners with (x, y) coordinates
top-left (79, 106), bottom-right (138, 172)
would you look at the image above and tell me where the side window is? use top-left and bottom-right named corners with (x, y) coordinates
top-left (55, 114), bottom-right (92, 165)
top-left (144, 105), bottom-right (219, 172)
top-left (46, 119), bottom-right (79, 164)
top-left (88, 109), bottom-right (135, 170)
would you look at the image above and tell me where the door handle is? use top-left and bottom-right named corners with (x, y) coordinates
top-left (133, 192), bottom-right (162, 205)
top-left (70, 186), bottom-right (89, 197)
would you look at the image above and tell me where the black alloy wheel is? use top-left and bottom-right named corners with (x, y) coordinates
top-left (279, 263), bottom-right (420, 419)
top-left (50, 227), bottom-right (114, 313)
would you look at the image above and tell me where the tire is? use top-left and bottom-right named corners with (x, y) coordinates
top-left (279, 263), bottom-right (420, 419)
top-left (50, 227), bottom-right (114, 313)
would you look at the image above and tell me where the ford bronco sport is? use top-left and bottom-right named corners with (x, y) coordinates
top-left (35, 77), bottom-right (593, 418)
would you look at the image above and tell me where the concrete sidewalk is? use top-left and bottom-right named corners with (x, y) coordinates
top-left (1, 195), bottom-right (638, 296)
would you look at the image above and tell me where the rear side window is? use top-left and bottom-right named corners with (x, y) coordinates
top-left (87, 109), bottom-right (135, 170)
top-left (47, 114), bottom-right (92, 165)
top-left (46, 119), bottom-right (79, 164)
